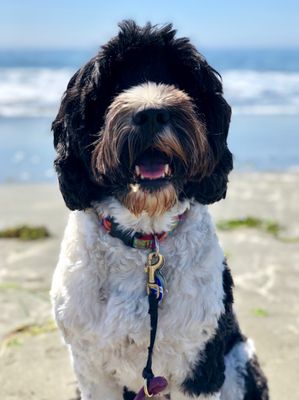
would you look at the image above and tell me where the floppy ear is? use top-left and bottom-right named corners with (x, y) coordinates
top-left (53, 128), bottom-right (98, 211)
top-left (183, 60), bottom-right (233, 204)
top-left (52, 60), bottom-right (106, 210)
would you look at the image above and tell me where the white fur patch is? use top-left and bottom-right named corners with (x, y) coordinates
top-left (220, 339), bottom-right (256, 400)
top-left (94, 197), bottom-right (190, 234)
top-left (114, 81), bottom-right (190, 110)
top-left (51, 202), bottom-right (226, 398)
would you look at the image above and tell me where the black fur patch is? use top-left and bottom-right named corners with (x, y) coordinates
top-left (243, 355), bottom-right (269, 400)
top-left (123, 386), bottom-right (137, 400)
top-left (181, 262), bottom-right (243, 397)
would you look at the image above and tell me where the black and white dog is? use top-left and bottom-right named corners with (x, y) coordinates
top-left (51, 21), bottom-right (269, 400)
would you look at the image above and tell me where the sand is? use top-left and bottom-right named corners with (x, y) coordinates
top-left (0, 172), bottom-right (298, 400)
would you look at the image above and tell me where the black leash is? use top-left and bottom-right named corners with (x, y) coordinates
top-left (142, 290), bottom-right (159, 386)
top-left (98, 210), bottom-right (188, 399)
top-left (139, 247), bottom-right (167, 398)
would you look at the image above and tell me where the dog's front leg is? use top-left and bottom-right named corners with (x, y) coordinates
top-left (72, 355), bottom-right (122, 400)
top-left (78, 380), bottom-right (122, 400)
top-left (76, 374), bottom-right (122, 400)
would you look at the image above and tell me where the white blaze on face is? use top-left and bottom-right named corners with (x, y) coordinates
top-left (112, 81), bottom-right (191, 111)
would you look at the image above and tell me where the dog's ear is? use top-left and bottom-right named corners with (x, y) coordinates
top-left (183, 59), bottom-right (233, 204)
top-left (52, 60), bottom-right (106, 210)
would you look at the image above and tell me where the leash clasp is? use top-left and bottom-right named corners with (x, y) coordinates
top-left (145, 252), bottom-right (164, 283)
top-left (145, 252), bottom-right (165, 300)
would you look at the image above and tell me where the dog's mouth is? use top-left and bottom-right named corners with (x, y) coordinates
top-left (121, 148), bottom-right (178, 216)
top-left (133, 148), bottom-right (173, 186)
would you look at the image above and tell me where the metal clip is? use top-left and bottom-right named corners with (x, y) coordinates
top-left (143, 379), bottom-right (153, 398)
top-left (154, 234), bottom-right (160, 253)
top-left (145, 252), bottom-right (164, 282)
top-left (145, 252), bottom-right (165, 299)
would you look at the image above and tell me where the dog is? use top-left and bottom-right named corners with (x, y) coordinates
top-left (51, 21), bottom-right (269, 400)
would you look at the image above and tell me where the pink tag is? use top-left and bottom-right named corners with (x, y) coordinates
top-left (134, 376), bottom-right (168, 400)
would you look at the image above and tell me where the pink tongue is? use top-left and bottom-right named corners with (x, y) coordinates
top-left (139, 164), bottom-right (165, 179)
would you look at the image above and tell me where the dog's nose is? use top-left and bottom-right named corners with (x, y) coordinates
top-left (133, 108), bottom-right (170, 127)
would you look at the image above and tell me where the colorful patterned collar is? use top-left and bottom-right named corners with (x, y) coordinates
top-left (99, 211), bottom-right (187, 249)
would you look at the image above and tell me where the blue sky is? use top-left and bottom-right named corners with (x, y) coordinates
top-left (2, 0), bottom-right (299, 49)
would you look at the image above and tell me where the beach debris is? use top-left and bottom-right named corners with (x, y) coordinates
top-left (1, 320), bottom-right (57, 354)
top-left (0, 225), bottom-right (51, 240)
top-left (217, 216), bottom-right (281, 236)
top-left (251, 308), bottom-right (269, 318)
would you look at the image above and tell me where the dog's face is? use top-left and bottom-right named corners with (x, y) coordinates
top-left (53, 21), bottom-right (233, 214)
top-left (91, 82), bottom-right (214, 216)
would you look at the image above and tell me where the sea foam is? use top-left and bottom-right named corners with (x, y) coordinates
top-left (1, 67), bottom-right (299, 117)
top-left (223, 70), bottom-right (299, 115)
top-left (0, 68), bottom-right (73, 117)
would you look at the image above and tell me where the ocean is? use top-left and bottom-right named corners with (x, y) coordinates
top-left (0, 48), bottom-right (298, 182)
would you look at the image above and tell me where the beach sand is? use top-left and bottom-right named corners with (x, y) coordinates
top-left (0, 172), bottom-right (298, 400)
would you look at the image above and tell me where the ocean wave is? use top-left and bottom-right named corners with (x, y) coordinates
top-left (222, 70), bottom-right (299, 115)
top-left (1, 68), bottom-right (299, 117)
top-left (0, 68), bottom-right (73, 117)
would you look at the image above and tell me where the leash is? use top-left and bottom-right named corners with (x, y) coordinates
top-left (99, 211), bottom-right (188, 398)
top-left (140, 238), bottom-right (168, 398)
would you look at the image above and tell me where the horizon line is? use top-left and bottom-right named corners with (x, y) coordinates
top-left (1, 45), bottom-right (299, 51)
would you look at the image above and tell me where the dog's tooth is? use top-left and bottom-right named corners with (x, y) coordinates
top-left (135, 165), bottom-right (140, 176)
top-left (141, 175), bottom-right (145, 180)
top-left (130, 183), bottom-right (140, 193)
top-left (164, 164), bottom-right (169, 175)
top-left (161, 173), bottom-right (165, 178)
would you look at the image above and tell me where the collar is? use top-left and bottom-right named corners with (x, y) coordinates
top-left (99, 210), bottom-right (187, 249)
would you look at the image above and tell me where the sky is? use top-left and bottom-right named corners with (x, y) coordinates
top-left (1, 0), bottom-right (299, 49)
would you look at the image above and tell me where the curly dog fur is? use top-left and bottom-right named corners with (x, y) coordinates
top-left (51, 21), bottom-right (269, 400)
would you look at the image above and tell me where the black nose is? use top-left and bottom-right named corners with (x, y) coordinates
top-left (133, 108), bottom-right (170, 127)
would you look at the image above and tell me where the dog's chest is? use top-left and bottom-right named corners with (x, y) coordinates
top-left (78, 241), bottom-right (224, 390)
top-left (89, 218), bottom-right (222, 338)
top-left (53, 206), bottom-right (225, 389)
